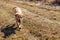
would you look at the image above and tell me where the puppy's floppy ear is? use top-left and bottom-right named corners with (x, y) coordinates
top-left (13, 7), bottom-right (16, 11)
top-left (13, 7), bottom-right (17, 13)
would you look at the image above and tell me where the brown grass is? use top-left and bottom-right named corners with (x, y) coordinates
top-left (0, 0), bottom-right (60, 40)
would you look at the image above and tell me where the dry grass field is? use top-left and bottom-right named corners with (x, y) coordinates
top-left (0, 0), bottom-right (60, 40)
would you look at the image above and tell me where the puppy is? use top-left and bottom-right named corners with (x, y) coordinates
top-left (13, 7), bottom-right (24, 30)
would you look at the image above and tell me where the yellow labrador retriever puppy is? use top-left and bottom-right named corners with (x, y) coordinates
top-left (13, 7), bottom-right (24, 30)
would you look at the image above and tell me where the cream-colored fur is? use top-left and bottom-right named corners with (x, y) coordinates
top-left (13, 7), bottom-right (23, 29)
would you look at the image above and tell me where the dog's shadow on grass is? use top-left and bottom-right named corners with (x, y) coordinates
top-left (1, 24), bottom-right (17, 38)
